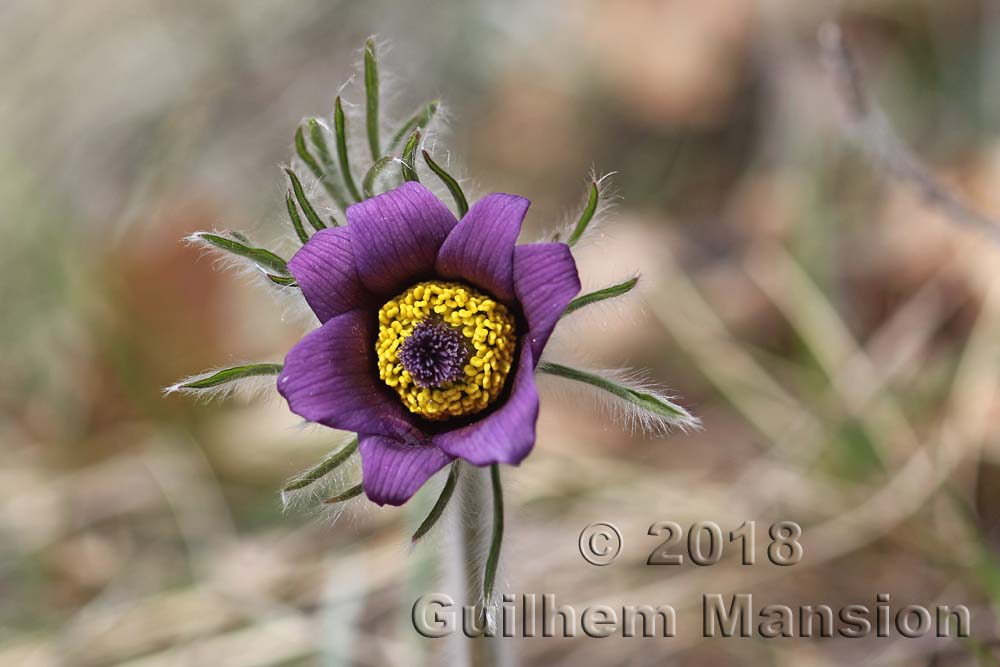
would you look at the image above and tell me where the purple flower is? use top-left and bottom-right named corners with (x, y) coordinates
top-left (277, 182), bottom-right (580, 506)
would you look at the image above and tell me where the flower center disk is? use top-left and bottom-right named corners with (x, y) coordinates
top-left (376, 281), bottom-right (517, 420)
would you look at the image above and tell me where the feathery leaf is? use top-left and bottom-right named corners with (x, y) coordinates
top-left (411, 462), bottom-right (460, 543)
top-left (388, 100), bottom-right (440, 154)
top-left (363, 155), bottom-right (398, 199)
top-left (401, 130), bottom-right (421, 182)
top-left (537, 362), bottom-right (699, 432)
top-left (191, 232), bottom-right (289, 276)
top-left (285, 168), bottom-right (330, 231)
top-left (334, 96), bottom-right (363, 202)
top-left (324, 483), bottom-right (364, 504)
top-left (307, 119), bottom-right (334, 168)
top-left (305, 119), bottom-right (351, 210)
top-left (422, 150), bottom-right (468, 217)
top-left (266, 273), bottom-right (298, 287)
top-left (283, 436), bottom-right (360, 492)
top-left (364, 39), bottom-right (381, 161)
top-left (562, 276), bottom-right (639, 317)
top-left (294, 125), bottom-right (323, 178)
top-left (164, 363), bottom-right (282, 398)
top-left (566, 181), bottom-right (599, 246)
top-left (285, 190), bottom-right (310, 244)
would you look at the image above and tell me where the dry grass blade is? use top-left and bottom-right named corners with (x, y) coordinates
top-left (820, 22), bottom-right (1000, 244)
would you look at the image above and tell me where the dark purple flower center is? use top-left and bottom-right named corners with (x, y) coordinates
top-left (398, 319), bottom-right (470, 388)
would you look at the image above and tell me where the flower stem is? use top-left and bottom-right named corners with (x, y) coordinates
top-left (451, 466), bottom-right (504, 665)
top-left (483, 464), bottom-right (504, 606)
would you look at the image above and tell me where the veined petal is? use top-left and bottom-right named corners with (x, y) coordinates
top-left (288, 227), bottom-right (372, 322)
top-left (435, 193), bottom-right (529, 303)
top-left (513, 243), bottom-right (581, 364)
top-left (359, 435), bottom-right (454, 506)
top-left (432, 338), bottom-right (538, 465)
top-left (277, 310), bottom-right (424, 442)
top-left (347, 182), bottom-right (458, 295)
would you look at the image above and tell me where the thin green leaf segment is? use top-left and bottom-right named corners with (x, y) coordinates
top-left (195, 233), bottom-right (289, 276)
top-left (294, 126), bottom-right (323, 178)
top-left (422, 150), bottom-right (469, 217)
top-left (363, 155), bottom-right (398, 199)
top-left (264, 273), bottom-right (299, 287)
top-left (411, 462), bottom-right (460, 543)
top-left (537, 362), bottom-right (693, 423)
top-left (562, 276), bottom-right (639, 317)
top-left (180, 363), bottom-right (283, 390)
top-left (567, 181), bottom-right (599, 246)
top-left (307, 119), bottom-right (335, 169)
top-left (285, 190), bottom-right (310, 244)
top-left (364, 39), bottom-right (381, 162)
top-left (388, 101), bottom-right (439, 154)
top-left (283, 436), bottom-right (360, 492)
top-left (296, 124), bottom-right (349, 210)
top-left (324, 483), bottom-right (364, 505)
top-left (285, 169), bottom-right (330, 231)
top-left (266, 273), bottom-right (297, 287)
top-left (334, 97), bottom-right (363, 202)
top-left (401, 130), bottom-right (421, 182)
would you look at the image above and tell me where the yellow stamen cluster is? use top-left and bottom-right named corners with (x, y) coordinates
top-left (376, 281), bottom-right (517, 420)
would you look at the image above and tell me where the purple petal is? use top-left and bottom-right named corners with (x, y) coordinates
top-left (288, 227), bottom-right (373, 323)
top-left (513, 242), bottom-right (581, 364)
top-left (432, 338), bottom-right (538, 465)
top-left (435, 193), bottom-right (529, 303)
top-left (359, 435), bottom-right (454, 506)
top-left (347, 182), bottom-right (458, 296)
top-left (277, 310), bottom-right (424, 442)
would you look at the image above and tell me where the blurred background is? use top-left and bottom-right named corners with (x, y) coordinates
top-left (4, 0), bottom-right (1000, 665)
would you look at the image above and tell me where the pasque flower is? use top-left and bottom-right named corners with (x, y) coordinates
top-left (277, 182), bottom-right (580, 505)
top-left (170, 42), bottom-right (696, 618)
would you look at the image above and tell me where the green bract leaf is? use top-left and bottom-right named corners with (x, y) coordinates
top-left (364, 39), bottom-right (381, 162)
top-left (295, 125), bottom-right (323, 178)
top-left (411, 461), bottom-right (460, 543)
top-left (192, 232), bottom-right (289, 276)
top-left (401, 130), bottom-right (421, 182)
top-left (305, 119), bottom-right (351, 211)
top-left (285, 169), bottom-right (330, 231)
top-left (283, 436), bottom-right (360, 492)
top-left (422, 150), bottom-right (469, 218)
top-left (537, 362), bottom-right (699, 431)
top-left (562, 276), bottom-right (639, 317)
top-left (324, 483), bottom-right (364, 505)
top-left (285, 190), bottom-right (310, 244)
top-left (567, 180), bottom-right (599, 247)
top-left (362, 155), bottom-right (398, 199)
top-left (169, 363), bottom-right (283, 392)
top-left (307, 119), bottom-right (334, 169)
top-left (266, 273), bottom-right (298, 287)
top-left (334, 96), bottom-right (363, 202)
top-left (388, 100), bottom-right (439, 154)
